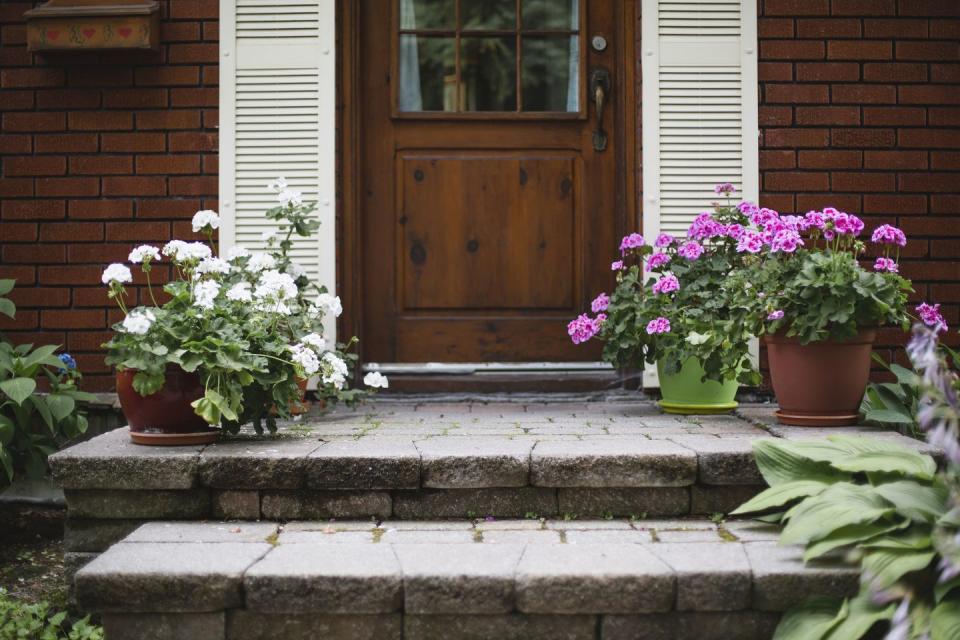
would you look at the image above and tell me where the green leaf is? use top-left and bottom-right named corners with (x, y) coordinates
top-left (752, 440), bottom-right (850, 487)
top-left (190, 396), bottom-right (220, 425)
top-left (0, 415), bottom-right (13, 446)
top-left (21, 344), bottom-right (60, 370)
top-left (833, 450), bottom-right (937, 481)
top-left (864, 408), bottom-right (914, 425)
top-left (0, 377), bottom-right (36, 406)
top-left (874, 480), bottom-right (947, 522)
top-left (132, 371), bottom-right (165, 396)
top-left (45, 393), bottom-right (76, 421)
top-left (804, 520), bottom-right (909, 562)
top-left (824, 593), bottom-right (894, 640)
top-left (0, 279), bottom-right (15, 296)
top-left (0, 298), bottom-right (15, 319)
top-left (861, 548), bottom-right (935, 590)
top-left (937, 577), bottom-right (960, 604)
top-left (29, 395), bottom-right (54, 432)
top-left (780, 483), bottom-right (896, 546)
top-left (773, 597), bottom-right (846, 640)
top-left (931, 599), bottom-right (960, 640)
top-left (0, 445), bottom-right (13, 482)
top-left (731, 480), bottom-right (832, 516)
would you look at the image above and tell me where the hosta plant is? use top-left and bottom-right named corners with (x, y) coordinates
top-left (732, 323), bottom-right (960, 639)
top-left (569, 184), bottom-right (759, 385)
top-left (103, 178), bottom-right (388, 436)
top-left (0, 280), bottom-right (94, 484)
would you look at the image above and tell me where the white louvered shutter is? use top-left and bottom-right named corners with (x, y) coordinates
top-left (219, 0), bottom-right (336, 335)
top-left (641, 0), bottom-right (759, 237)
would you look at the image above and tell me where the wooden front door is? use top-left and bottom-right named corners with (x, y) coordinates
top-left (359, 0), bottom-right (633, 363)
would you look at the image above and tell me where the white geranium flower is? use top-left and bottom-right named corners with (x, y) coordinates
top-left (161, 240), bottom-right (188, 258)
top-left (286, 261), bottom-right (306, 280)
top-left (121, 308), bottom-right (155, 335)
top-left (289, 343), bottom-right (320, 375)
top-left (363, 371), bottom-right (389, 389)
top-left (128, 245), bottom-right (161, 264)
top-left (247, 252), bottom-right (276, 273)
top-left (267, 176), bottom-right (288, 193)
top-left (316, 293), bottom-right (343, 318)
top-left (255, 270), bottom-right (298, 301)
top-left (195, 257), bottom-right (231, 276)
top-left (225, 282), bottom-right (252, 302)
top-left (191, 209), bottom-right (221, 233)
top-left (321, 352), bottom-right (348, 389)
top-left (300, 333), bottom-right (326, 352)
top-left (181, 242), bottom-right (212, 262)
top-left (226, 246), bottom-right (250, 261)
top-left (278, 189), bottom-right (303, 207)
top-left (102, 263), bottom-right (132, 285)
top-left (193, 280), bottom-right (221, 310)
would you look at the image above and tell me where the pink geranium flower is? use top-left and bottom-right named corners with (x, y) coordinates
top-left (619, 233), bottom-right (645, 254)
top-left (871, 224), bottom-right (907, 247)
top-left (916, 303), bottom-right (948, 333)
top-left (714, 182), bottom-right (736, 195)
top-left (567, 314), bottom-right (603, 344)
top-left (646, 316), bottom-right (671, 334)
top-left (873, 257), bottom-right (899, 273)
top-left (652, 274), bottom-right (680, 295)
top-left (647, 252), bottom-right (671, 270)
top-left (591, 293), bottom-right (610, 313)
top-left (655, 233), bottom-right (675, 248)
top-left (678, 241), bottom-right (704, 260)
top-left (611, 260), bottom-right (624, 271)
top-left (767, 310), bottom-right (784, 321)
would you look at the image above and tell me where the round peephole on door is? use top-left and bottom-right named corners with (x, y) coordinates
top-left (591, 35), bottom-right (607, 52)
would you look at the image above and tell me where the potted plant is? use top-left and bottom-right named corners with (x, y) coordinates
top-left (102, 178), bottom-right (388, 445)
top-left (569, 184), bottom-right (760, 414)
top-left (725, 207), bottom-right (915, 426)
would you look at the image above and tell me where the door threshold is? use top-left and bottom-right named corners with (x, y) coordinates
top-left (363, 362), bottom-right (614, 375)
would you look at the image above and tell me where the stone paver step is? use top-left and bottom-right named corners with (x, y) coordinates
top-left (76, 518), bottom-right (858, 640)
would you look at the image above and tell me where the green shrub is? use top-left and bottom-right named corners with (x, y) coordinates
top-left (0, 589), bottom-right (102, 640)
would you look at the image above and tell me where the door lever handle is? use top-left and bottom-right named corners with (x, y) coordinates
top-left (589, 68), bottom-right (611, 152)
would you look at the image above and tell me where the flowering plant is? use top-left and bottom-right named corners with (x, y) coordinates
top-left (570, 184), bottom-right (759, 384)
top-left (103, 179), bottom-right (387, 435)
top-left (724, 205), bottom-right (912, 343)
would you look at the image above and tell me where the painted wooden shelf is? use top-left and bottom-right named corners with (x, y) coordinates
top-left (24, 0), bottom-right (160, 51)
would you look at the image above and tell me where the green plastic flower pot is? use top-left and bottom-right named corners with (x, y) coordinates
top-left (656, 358), bottom-right (739, 415)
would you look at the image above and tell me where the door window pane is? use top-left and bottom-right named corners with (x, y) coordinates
top-left (521, 0), bottom-right (579, 30)
top-left (399, 35), bottom-right (457, 111)
top-left (522, 36), bottom-right (579, 111)
top-left (461, 0), bottom-right (516, 30)
top-left (400, 0), bottom-right (456, 30)
top-left (460, 37), bottom-right (517, 111)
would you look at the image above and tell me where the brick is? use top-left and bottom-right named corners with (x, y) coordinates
top-left (8, 286), bottom-right (69, 307)
top-left (1, 68), bottom-right (65, 88)
top-left (932, 240), bottom-right (960, 258)
top-left (68, 67), bottom-right (132, 88)
top-left (0, 178), bottom-right (32, 197)
top-left (137, 199), bottom-right (201, 218)
top-left (932, 64), bottom-right (960, 83)
top-left (169, 0), bottom-right (218, 19)
top-left (932, 151), bottom-right (960, 170)
top-left (827, 40), bottom-right (892, 60)
top-left (796, 106), bottom-right (860, 125)
top-left (899, 129), bottom-right (960, 148)
top-left (930, 108), bottom-right (960, 126)
top-left (102, 89), bottom-right (168, 109)
top-left (135, 66), bottom-right (200, 86)
top-left (68, 111), bottom-right (132, 131)
top-left (899, 85), bottom-right (960, 105)
top-left (758, 62), bottom-right (793, 81)
top-left (0, 90), bottom-right (33, 111)
top-left (897, 41), bottom-right (959, 61)
top-left (900, 0), bottom-right (960, 16)
top-left (169, 132), bottom-right (217, 152)
top-left (160, 21), bottom-right (201, 41)
top-left (0, 222), bottom-right (37, 242)
top-left (763, 128), bottom-right (831, 148)
top-left (760, 40), bottom-right (825, 60)
top-left (759, 106), bottom-right (792, 126)
top-left (832, 84), bottom-right (896, 104)
top-left (0, 310), bottom-right (38, 330)
top-left (0, 265), bottom-right (35, 284)
top-left (798, 150), bottom-right (862, 169)
top-left (831, 0), bottom-right (895, 15)
top-left (764, 0), bottom-right (828, 15)
top-left (39, 222), bottom-right (104, 242)
top-left (36, 177), bottom-right (99, 197)
top-left (864, 151), bottom-right (928, 170)
top-left (863, 107), bottom-right (926, 126)
top-left (931, 195), bottom-right (960, 214)
top-left (0, 134), bottom-right (31, 154)
top-left (136, 155), bottom-right (200, 174)
top-left (102, 176), bottom-right (167, 196)
top-left (765, 172), bottom-right (830, 191)
top-left (69, 245), bottom-right (135, 264)
top-left (105, 221), bottom-right (171, 241)
top-left (69, 156), bottom-right (133, 175)
top-left (136, 110), bottom-right (201, 130)
top-left (42, 310), bottom-right (105, 329)
top-left (69, 199), bottom-right (134, 219)
top-left (796, 62), bottom-right (859, 81)
top-left (2, 200), bottom-right (65, 220)
top-left (832, 128), bottom-right (895, 147)
top-left (72, 288), bottom-right (113, 308)
top-left (899, 173), bottom-right (960, 193)
top-left (865, 19), bottom-right (929, 38)
top-left (796, 19), bottom-right (861, 38)
top-left (171, 88), bottom-right (218, 107)
top-left (930, 20), bottom-right (960, 38)
top-left (832, 172), bottom-right (896, 192)
top-left (169, 176), bottom-right (217, 195)
top-left (4, 245), bottom-right (64, 265)
top-left (203, 155), bottom-right (218, 174)
top-left (168, 43), bottom-right (219, 64)
top-left (34, 134), bottom-right (98, 153)
top-left (4, 156), bottom-right (66, 176)
top-left (101, 133), bottom-right (166, 153)
top-left (765, 84), bottom-right (829, 103)
top-left (3, 111), bottom-right (65, 131)
top-left (202, 23), bottom-right (220, 44)
top-left (863, 194), bottom-right (928, 215)
top-left (760, 150), bottom-right (797, 170)
top-left (863, 63), bottom-right (928, 82)
top-left (758, 18), bottom-right (794, 38)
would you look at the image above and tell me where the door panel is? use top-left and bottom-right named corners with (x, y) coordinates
top-left (360, 0), bottom-right (627, 363)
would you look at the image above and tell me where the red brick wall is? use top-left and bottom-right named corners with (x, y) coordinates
top-left (757, 0), bottom-right (960, 367)
top-left (0, 0), bottom-right (218, 390)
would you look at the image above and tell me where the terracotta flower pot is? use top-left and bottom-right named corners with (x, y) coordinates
top-left (116, 366), bottom-right (217, 445)
top-left (765, 328), bottom-right (876, 427)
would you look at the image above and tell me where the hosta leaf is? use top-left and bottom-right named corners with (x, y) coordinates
top-left (874, 480), bottom-right (947, 522)
top-left (773, 597), bottom-right (846, 640)
top-left (781, 483), bottom-right (895, 546)
top-left (864, 408), bottom-right (914, 425)
top-left (861, 548), bottom-right (935, 590)
top-left (731, 480), bottom-right (832, 516)
top-left (833, 450), bottom-right (937, 481)
top-left (752, 440), bottom-right (850, 487)
top-left (45, 393), bottom-right (75, 422)
top-left (936, 577), bottom-right (960, 604)
top-left (931, 598), bottom-right (960, 640)
top-left (861, 528), bottom-right (932, 551)
top-left (823, 593), bottom-right (894, 640)
top-left (0, 377), bottom-right (36, 406)
top-left (804, 520), bottom-right (909, 562)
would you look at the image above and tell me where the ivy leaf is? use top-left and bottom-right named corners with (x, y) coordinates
top-left (0, 377), bottom-right (36, 406)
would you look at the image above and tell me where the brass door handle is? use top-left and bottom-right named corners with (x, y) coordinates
top-left (589, 68), bottom-right (611, 152)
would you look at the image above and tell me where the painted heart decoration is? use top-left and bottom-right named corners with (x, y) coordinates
top-left (117, 27), bottom-right (132, 38)
top-left (82, 28), bottom-right (95, 38)
top-left (46, 29), bottom-right (60, 40)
